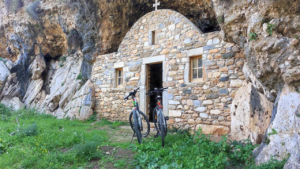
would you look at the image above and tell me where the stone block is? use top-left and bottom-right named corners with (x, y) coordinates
top-left (169, 110), bottom-right (181, 117)
top-left (210, 110), bottom-right (221, 115)
top-left (196, 124), bottom-right (230, 135)
top-left (202, 100), bottom-right (213, 105)
top-left (230, 80), bottom-right (243, 88)
top-left (200, 113), bottom-right (209, 118)
top-left (183, 89), bottom-right (192, 94)
top-left (206, 92), bottom-right (219, 99)
top-left (222, 52), bottom-right (234, 59)
top-left (169, 100), bottom-right (180, 105)
top-left (193, 100), bottom-right (201, 106)
top-left (219, 88), bottom-right (229, 95)
top-left (195, 107), bottom-right (207, 112)
top-left (220, 76), bottom-right (229, 82)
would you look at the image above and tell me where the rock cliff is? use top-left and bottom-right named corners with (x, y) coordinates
top-left (212, 0), bottom-right (300, 167)
top-left (0, 0), bottom-right (299, 167)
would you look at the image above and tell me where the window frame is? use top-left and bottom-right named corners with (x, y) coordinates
top-left (115, 68), bottom-right (123, 88)
top-left (151, 31), bottom-right (156, 45)
top-left (190, 55), bottom-right (204, 83)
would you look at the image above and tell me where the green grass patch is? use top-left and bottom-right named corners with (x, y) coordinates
top-left (0, 104), bottom-right (288, 169)
top-left (130, 130), bottom-right (287, 169)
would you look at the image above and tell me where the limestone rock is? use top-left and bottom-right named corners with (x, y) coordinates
top-left (0, 73), bottom-right (20, 99)
top-left (253, 85), bottom-right (300, 167)
top-left (5, 60), bottom-right (14, 70)
top-left (8, 97), bottom-right (24, 111)
top-left (22, 79), bottom-right (43, 105)
top-left (196, 124), bottom-right (230, 135)
top-left (29, 55), bottom-right (46, 80)
top-left (230, 82), bottom-right (273, 144)
top-left (0, 61), bottom-right (10, 93)
top-left (78, 106), bottom-right (93, 120)
top-left (63, 80), bottom-right (95, 120)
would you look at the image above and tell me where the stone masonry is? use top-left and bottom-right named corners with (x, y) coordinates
top-left (91, 9), bottom-right (246, 135)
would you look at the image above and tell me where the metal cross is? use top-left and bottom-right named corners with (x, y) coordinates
top-left (153, 0), bottom-right (160, 11)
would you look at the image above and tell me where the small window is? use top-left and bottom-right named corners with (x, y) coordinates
top-left (116, 68), bottom-right (123, 87)
top-left (151, 31), bottom-right (156, 45)
top-left (190, 56), bottom-right (203, 82)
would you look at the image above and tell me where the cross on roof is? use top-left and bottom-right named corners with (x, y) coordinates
top-left (153, 0), bottom-right (160, 11)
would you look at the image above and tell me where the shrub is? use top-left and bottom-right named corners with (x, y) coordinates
top-left (0, 103), bottom-right (11, 121)
top-left (19, 123), bottom-right (38, 136)
top-left (76, 73), bottom-right (83, 80)
top-left (73, 141), bottom-right (102, 161)
top-left (267, 23), bottom-right (275, 35)
top-left (59, 56), bottom-right (67, 62)
top-left (249, 32), bottom-right (257, 41)
top-left (0, 138), bottom-right (12, 154)
top-left (26, 1), bottom-right (41, 20)
top-left (4, 0), bottom-right (23, 13)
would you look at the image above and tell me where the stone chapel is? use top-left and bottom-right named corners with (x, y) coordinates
top-left (91, 9), bottom-right (246, 135)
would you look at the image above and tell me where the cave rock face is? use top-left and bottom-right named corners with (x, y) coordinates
top-left (253, 85), bottom-right (300, 168)
top-left (230, 82), bottom-right (273, 144)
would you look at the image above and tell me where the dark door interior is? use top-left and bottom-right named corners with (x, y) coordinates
top-left (148, 63), bottom-right (163, 122)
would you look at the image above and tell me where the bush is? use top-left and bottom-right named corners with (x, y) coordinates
top-left (19, 123), bottom-right (38, 136)
top-left (249, 32), bottom-right (257, 41)
top-left (0, 103), bottom-right (11, 122)
top-left (26, 1), bottom-right (41, 20)
top-left (73, 141), bottom-right (102, 161)
top-left (0, 138), bottom-right (12, 155)
top-left (4, 0), bottom-right (23, 13)
top-left (267, 23), bottom-right (275, 35)
top-left (76, 73), bottom-right (83, 80)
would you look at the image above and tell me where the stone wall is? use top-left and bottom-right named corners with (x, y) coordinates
top-left (91, 10), bottom-right (246, 134)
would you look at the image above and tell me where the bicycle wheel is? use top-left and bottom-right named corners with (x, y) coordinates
top-left (154, 109), bottom-right (167, 137)
top-left (133, 111), bottom-right (142, 144)
top-left (158, 110), bottom-right (165, 147)
top-left (129, 111), bottom-right (150, 137)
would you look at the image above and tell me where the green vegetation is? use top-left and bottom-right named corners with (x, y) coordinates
top-left (249, 32), bottom-right (257, 41)
top-left (59, 55), bottom-right (67, 62)
top-left (218, 15), bottom-right (224, 24)
top-left (76, 72), bottom-right (83, 80)
top-left (268, 128), bottom-right (278, 136)
top-left (0, 105), bottom-right (288, 168)
top-left (267, 23), bottom-right (276, 35)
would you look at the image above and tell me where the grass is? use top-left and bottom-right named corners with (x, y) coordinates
top-left (0, 106), bottom-right (132, 168)
top-left (0, 105), bottom-right (288, 168)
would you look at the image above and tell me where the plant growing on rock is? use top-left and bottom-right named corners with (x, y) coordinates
top-left (218, 15), bottom-right (224, 24)
top-left (267, 23), bottom-right (275, 35)
top-left (77, 73), bottom-right (83, 80)
top-left (26, 1), bottom-right (41, 20)
top-left (249, 32), bottom-right (257, 41)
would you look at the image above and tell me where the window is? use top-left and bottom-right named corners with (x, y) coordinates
top-left (116, 68), bottom-right (123, 87)
top-left (151, 31), bottom-right (156, 45)
top-left (190, 56), bottom-right (203, 82)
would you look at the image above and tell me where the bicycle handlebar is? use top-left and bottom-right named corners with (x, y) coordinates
top-left (146, 87), bottom-right (168, 96)
top-left (124, 87), bottom-right (140, 100)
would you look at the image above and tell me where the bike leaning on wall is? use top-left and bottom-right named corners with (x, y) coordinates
top-left (147, 87), bottom-right (169, 147)
top-left (124, 87), bottom-right (150, 144)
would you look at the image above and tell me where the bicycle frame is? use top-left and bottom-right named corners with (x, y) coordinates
top-left (132, 97), bottom-right (142, 130)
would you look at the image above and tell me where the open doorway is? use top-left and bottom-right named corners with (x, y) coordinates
top-left (146, 63), bottom-right (163, 122)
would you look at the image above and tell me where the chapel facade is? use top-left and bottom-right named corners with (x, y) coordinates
top-left (91, 9), bottom-right (246, 135)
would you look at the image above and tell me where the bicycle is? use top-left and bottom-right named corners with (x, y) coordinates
top-left (124, 87), bottom-right (150, 144)
top-left (147, 87), bottom-right (169, 147)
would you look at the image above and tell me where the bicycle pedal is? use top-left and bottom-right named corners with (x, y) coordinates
top-left (165, 116), bottom-right (169, 120)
